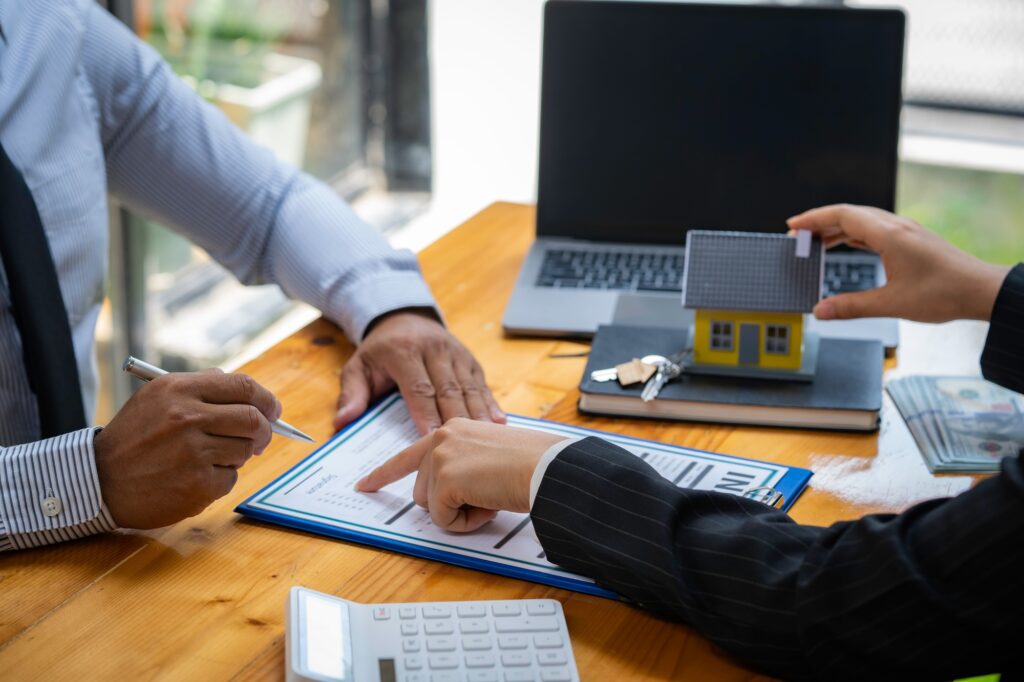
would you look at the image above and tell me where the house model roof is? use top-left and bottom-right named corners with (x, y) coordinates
top-left (682, 231), bottom-right (823, 313)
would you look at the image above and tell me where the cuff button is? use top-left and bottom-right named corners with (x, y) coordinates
top-left (41, 497), bottom-right (62, 517)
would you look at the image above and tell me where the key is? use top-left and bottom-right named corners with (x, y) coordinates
top-left (427, 637), bottom-right (457, 652)
top-left (425, 620), bottom-right (455, 635)
top-left (526, 601), bottom-right (557, 616)
top-left (640, 349), bottom-right (690, 402)
top-left (465, 652), bottom-right (497, 668)
top-left (463, 636), bottom-right (493, 650)
top-left (494, 616), bottom-right (560, 633)
top-left (640, 361), bottom-right (675, 402)
top-left (428, 654), bottom-right (458, 669)
top-left (458, 604), bottom-right (487, 618)
top-left (468, 672), bottom-right (499, 682)
top-left (491, 603), bottom-right (522, 617)
top-left (460, 619), bottom-right (490, 634)
top-left (590, 354), bottom-right (666, 382)
top-left (498, 634), bottom-right (529, 649)
top-left (501, 652), bottom-right (532, 667)
top-left (537, 650), bottom-right (568, 666)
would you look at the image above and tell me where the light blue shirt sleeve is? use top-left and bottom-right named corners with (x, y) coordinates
top-left (78, 4), bottom-right (438, 342)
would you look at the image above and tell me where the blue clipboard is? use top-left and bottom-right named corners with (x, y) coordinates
top-left (237, 394), bottom-right (813, 599)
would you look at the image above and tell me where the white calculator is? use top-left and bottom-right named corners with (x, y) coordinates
top-left (286, 587), bottom-right (581, 682)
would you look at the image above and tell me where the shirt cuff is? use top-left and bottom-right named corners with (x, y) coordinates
top-left (325, 269), bottom-right (442, 343)
top-left (0, 428), bottom-right (118, 551)
top-left (529, 437), bottom-right (581, 510)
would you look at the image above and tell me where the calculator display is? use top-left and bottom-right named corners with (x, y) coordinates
top-left (377, 659), bottom-right (396, 682)
top-left (301, 590), bottom-right (352, 680)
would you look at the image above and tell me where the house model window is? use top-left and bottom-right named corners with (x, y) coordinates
top-left (710, 321), bottom-right (734, 350)
top-left (765, 324), bottom-right (790, 355)
top-left (681, 230), bottom-right (824, 376)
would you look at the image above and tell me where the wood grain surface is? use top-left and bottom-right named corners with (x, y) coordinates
top-left (0, 202), bottom-right (984, 681)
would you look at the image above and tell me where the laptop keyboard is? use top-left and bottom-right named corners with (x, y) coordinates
top-left (535, 248), bottom-right (879, 298)
top-left (535, 249), bottom-right (686, 292)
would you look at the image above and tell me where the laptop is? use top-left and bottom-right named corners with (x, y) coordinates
top-left (502, 0), bottom-right (905, 350)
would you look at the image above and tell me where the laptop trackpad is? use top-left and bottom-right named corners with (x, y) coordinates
top-left (612, 293), bottom-right (693, 330)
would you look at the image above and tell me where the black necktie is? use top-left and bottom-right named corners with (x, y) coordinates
top-left (0, 142), bottom-right (86, 438)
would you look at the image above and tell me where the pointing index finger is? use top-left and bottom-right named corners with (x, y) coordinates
top-left (355, 433), bottom-right (433, 492)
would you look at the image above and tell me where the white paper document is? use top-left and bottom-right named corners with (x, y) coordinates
top-left (240, 394), bottom-right (806, 592)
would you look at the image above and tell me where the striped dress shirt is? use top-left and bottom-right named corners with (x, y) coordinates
top-left (531, 265), bottom-right (1024, 680)
top-left (0, 0), bottom-right (436, 550)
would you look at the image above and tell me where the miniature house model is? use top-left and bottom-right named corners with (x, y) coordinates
top-left (681, 230), bottom-right (824, 379)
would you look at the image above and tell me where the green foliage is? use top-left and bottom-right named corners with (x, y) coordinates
top-left (897, 162), bottom-right (1024, 265)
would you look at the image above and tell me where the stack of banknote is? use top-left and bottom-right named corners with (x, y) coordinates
top-left (887, 375), bottom-right (1024, 473)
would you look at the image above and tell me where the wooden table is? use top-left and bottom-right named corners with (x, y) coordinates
top-left (0, 202), bottom-right (985, 681)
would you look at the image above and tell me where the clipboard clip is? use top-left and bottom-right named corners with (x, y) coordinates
top-left (742, 486), bottom-right (785, 509)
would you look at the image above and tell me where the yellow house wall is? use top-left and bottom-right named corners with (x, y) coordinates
top-left (693, 309), bottom-right (804, 370)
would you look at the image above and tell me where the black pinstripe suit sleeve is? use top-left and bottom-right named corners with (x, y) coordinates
top-left (531, 264), bottom-right (1024, 681)
top-left (982, 264), bottom-right (1024, 394)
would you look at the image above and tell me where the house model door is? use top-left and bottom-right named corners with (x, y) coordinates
top-left (739, 323), bottom-right (760, 365)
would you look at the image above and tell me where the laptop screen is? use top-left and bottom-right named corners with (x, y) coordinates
top-left (536, 1), bottom-right (905, 245)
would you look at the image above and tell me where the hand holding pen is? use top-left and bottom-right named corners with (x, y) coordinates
top-left (123, 357), bottom-right (314, 443)
top-left (91, 358), bottom-right (314, 530)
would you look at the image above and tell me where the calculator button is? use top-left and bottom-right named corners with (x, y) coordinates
top-left (428, 653), bottom-right (459, 669)
top-left (540, 668), bottom-right (572, 682)
top-left (400, 606), bottom-right (417, 620)
top-left (526, 601), bottom-right (557, 616)
top-left (403, 638), bottom-right (421, 653)
top-left (425, 620), bottom-right (455, 636)
top-left (463, 636), bottom-right (493, 651)
top-left (404, 656), bottom-right (424, 670)
top-left (401, 622), bottom-right (419, 636)
top-left (495, 617), bottom-right (560, 633)
top-left (458, 603), bottom-right (487, 618)
top-left (431, 673), bottom-right (460, 682)
top-left (500, 652), bottom-right (531, 667)
top-left (533, 634), bottom-right (563, 649)
top-left (422, 605), bottom-right (452, 619)
top-left (406, 674), bottom-right (427, 682)
top-left (537, 650), bottom-right (568, 666)
top-left (503, 670), bottom-right (536, 682)
top-left (373, 605), bottom-right (391, 620)
top-left (468, 672), bottom-right (499, 682)
top-left (491, 603), bottom-right (522, 617)
top-left (459, 619), bottom-right (490, 634)
top-left (426, 637), bottom-right (457, 652)
top-left (465, 652), bottom-right (497, 668)
top-left (497, 634), bottom-right (529, 650)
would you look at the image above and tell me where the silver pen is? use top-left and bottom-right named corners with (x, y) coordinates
top-left (122, 356), bottom-right (316, 444)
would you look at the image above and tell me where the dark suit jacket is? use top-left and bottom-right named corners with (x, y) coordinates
top-left (531, 264), bottom-right (1024, 681)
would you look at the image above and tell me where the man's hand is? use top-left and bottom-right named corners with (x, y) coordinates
top-left (334, 310), bottom-right (506, 435)
top-left (788, 204), bottom-right (1010, 323)
top-left (355, 419), bottom-right (564, 532)
top-left (94, 369), bottom-right (281, 529)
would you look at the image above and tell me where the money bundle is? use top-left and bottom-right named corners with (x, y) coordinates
top-left (887, 375), bottom-right (1024, 473)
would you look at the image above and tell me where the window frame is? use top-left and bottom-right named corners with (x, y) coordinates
top-left (710, 320), bottom-right (735, 351)
top-left (764, 323), bottom-right (791, 355)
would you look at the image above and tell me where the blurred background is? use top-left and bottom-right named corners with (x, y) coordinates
top-left (95, 0), bottom-right (1024, 421)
